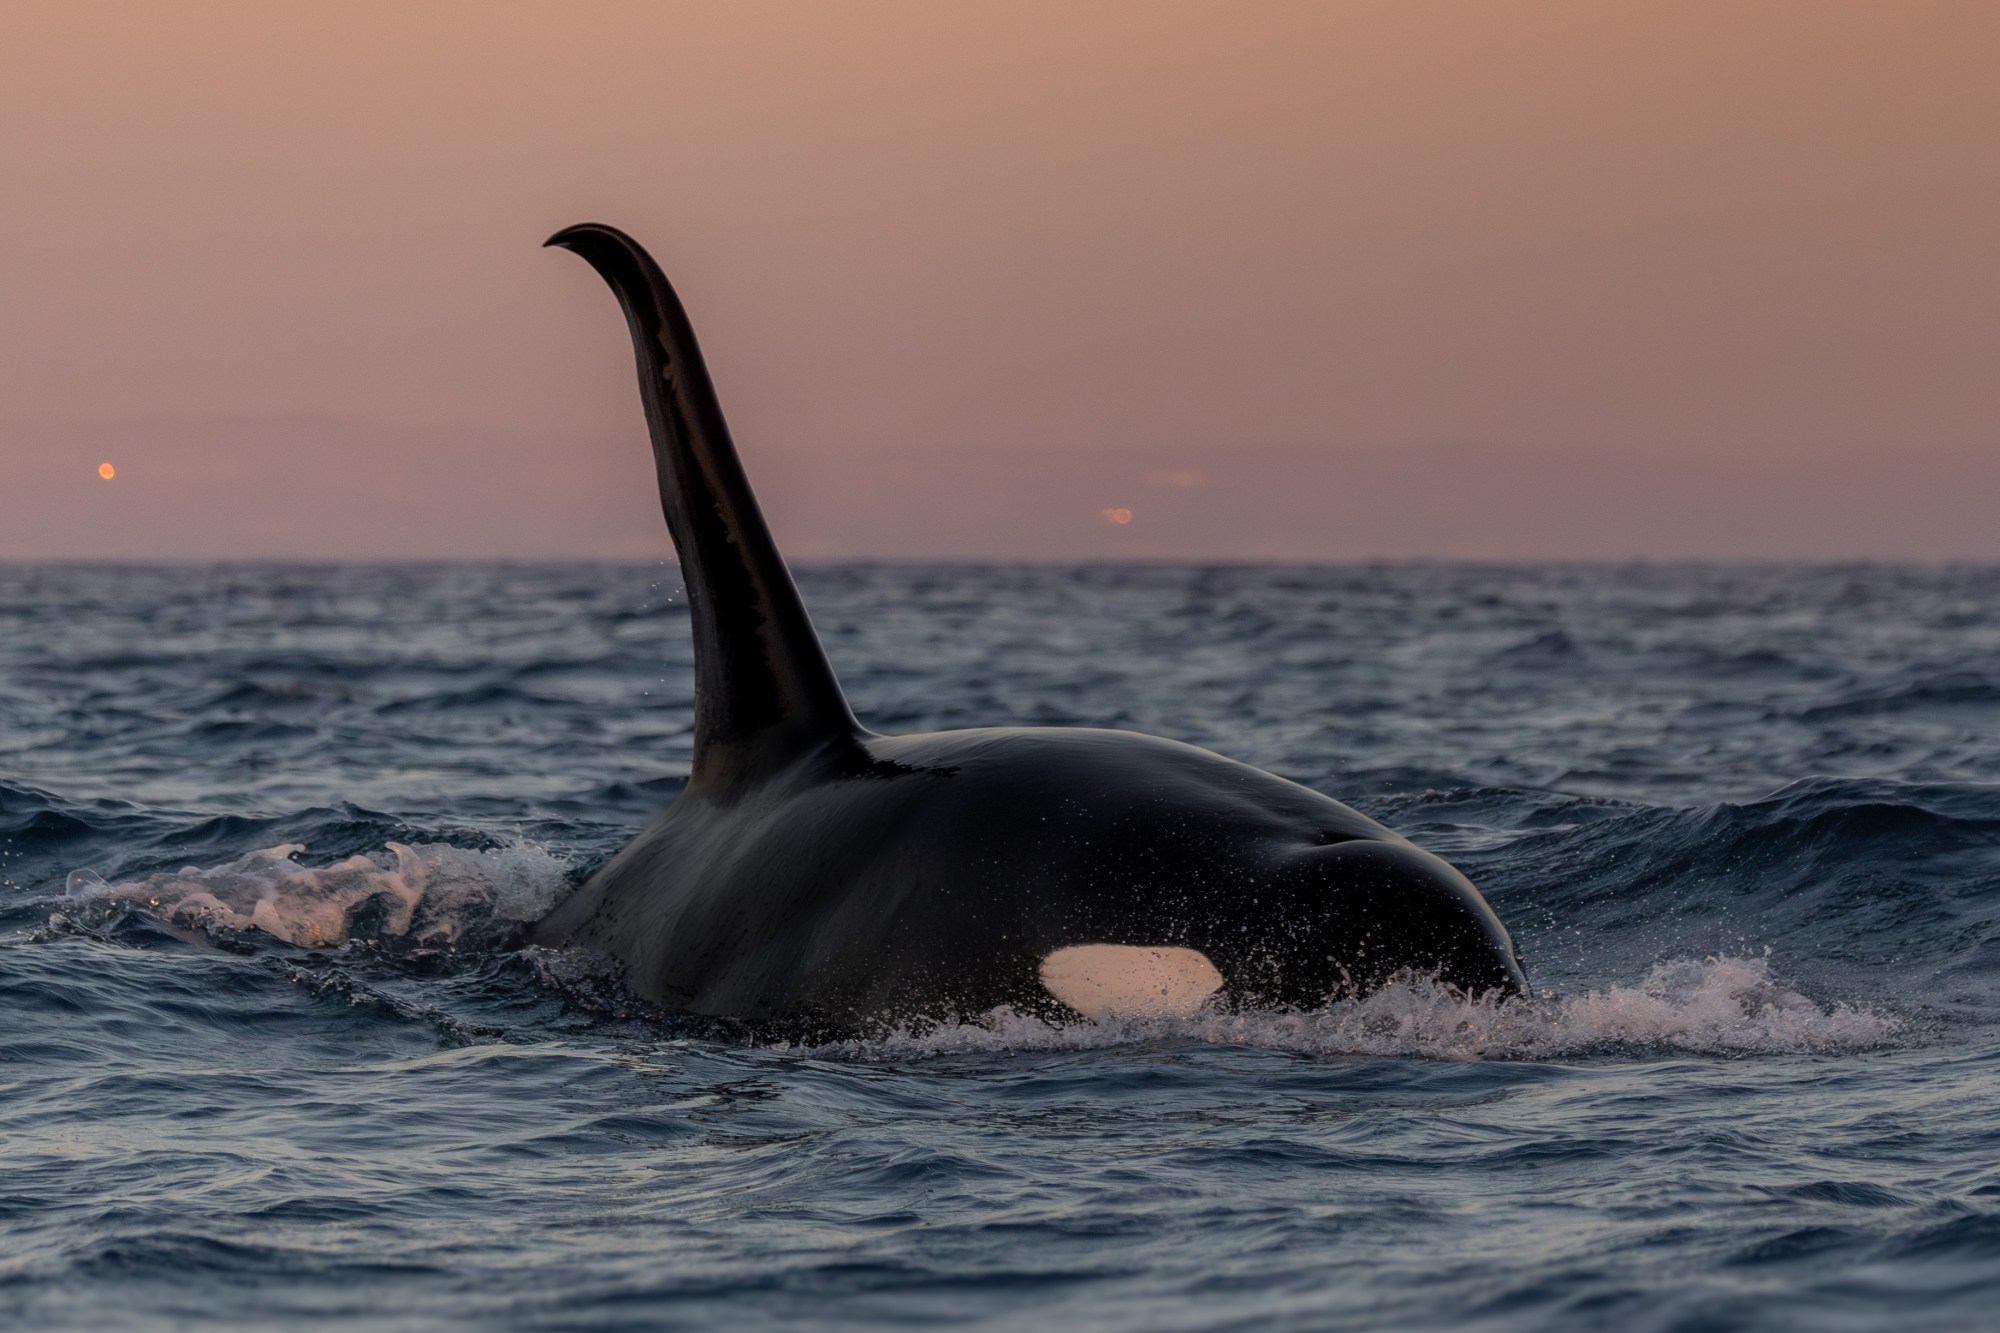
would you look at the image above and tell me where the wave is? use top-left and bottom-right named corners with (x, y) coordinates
top-left (1470, 778), bottom-right (2000, 986)
top-left (59, 842), bottom-right (570, 950)
top-left (31, 770), bottom-right (1985, 1056)
top-left (1797, 671), bottom-right (2000, 721)
top-left (1483, 628), bottom-right (1586, 667)
top-left (0, 781), bottom-right (152, 875)
top-left (48, 840), bottom-right (1901, 1063)
top-left (789, 955), bottom-right (1900, 1062)
top-left (1515, 778), bottom-right (2000, 903)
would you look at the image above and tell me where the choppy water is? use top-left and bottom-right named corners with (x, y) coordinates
top-left (4, 562), bottom-right (1998, 1330)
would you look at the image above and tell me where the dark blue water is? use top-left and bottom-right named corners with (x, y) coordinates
top-left (4, 562), bottom-right (1998, 1330)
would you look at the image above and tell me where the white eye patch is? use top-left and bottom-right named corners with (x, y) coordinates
top-left (1038, 944), bottom-right (1224, 1021)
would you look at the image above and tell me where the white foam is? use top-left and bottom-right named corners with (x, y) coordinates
top-left (56, 851), bottom-right (1907, 1062)
top-left (801, 955), bottom-right (1902, 1061)
top-left (67, 842), bottom-right (570, 949)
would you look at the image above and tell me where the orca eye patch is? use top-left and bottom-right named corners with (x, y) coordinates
top-left (1038, 944), bottom-right (1224, 1020)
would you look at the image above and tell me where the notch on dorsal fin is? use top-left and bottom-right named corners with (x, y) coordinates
top-left (547, 223), bottom-right (862, 791)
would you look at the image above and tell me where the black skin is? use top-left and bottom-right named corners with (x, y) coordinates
top-left (530, 223), bottom-right (1527, 1034)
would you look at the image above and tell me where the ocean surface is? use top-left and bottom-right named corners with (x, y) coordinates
top-left (3, 561), bottom-right (1998, 1331)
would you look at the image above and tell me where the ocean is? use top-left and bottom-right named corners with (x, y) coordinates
top-left (3, 561), bottom-right (1997, 1330)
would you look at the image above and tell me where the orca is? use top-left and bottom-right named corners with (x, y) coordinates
top-left (531, 223), bottom-right (1527, 1032)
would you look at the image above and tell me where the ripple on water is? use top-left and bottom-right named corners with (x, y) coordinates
top-left (3, 563), bottom-right (2000, 1331)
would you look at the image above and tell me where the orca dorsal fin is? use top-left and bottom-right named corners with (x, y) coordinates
top-left (547, 223), bottom-right (861, 791)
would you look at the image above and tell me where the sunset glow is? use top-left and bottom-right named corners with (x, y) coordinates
top-left (1, 2), bottom-right (1995, 560)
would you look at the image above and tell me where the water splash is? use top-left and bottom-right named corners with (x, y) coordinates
top-left (800, 955), bottom-right (1901, 1062)
top-left (65, 842), bottom-right (570, 949)
top-left (61, 846), bottom-right (1900, 1062)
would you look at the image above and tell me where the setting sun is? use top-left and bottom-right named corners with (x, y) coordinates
top-left (97, 462), bottom-right (115, 480)
top-left (1102, 507), bottom-right (1132, 525)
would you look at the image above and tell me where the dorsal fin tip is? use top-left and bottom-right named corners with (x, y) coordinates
top-left (543, 221), bottom-right (629, 252)
top-left (548, 222), bottom-right (862, 790)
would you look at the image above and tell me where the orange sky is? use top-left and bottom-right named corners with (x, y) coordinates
top-left (3, 1), bottom-right (1996, 559)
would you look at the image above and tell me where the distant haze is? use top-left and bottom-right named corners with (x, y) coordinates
top-left (3, 2), bottom-right (1996, 561)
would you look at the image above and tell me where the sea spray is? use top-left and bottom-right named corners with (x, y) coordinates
top-left (793, 955), bottom-right (1899, 1062)
top-left (66, 842), bottom-right (571, 949)
top-left (66, 847), bottom-right (1897, 1060)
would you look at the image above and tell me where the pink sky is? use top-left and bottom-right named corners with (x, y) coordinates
top-left (3, 1), bottom-right (1996, 560)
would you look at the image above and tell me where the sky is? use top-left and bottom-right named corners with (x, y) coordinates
top-left (2, 1), bottom-right (1996, 561)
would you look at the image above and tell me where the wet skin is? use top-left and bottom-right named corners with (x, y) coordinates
top-left (529, 223), bottom-right (1526, 1032)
